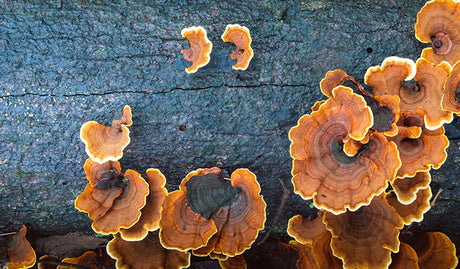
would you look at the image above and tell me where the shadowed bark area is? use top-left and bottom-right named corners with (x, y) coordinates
top-left (0, 0), bottom-right (458, 249)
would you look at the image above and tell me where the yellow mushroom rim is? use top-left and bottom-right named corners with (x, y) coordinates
top-left (80, 105), bottom-right (132, 164)
top-left (415, 0), bottom-right (460, 65)
top-left (6, 225), bottom-right (36, 269)
top-left (288, 241), bottom-right (319, 269)
top-left (287, 212), bottom-right (327, 244)
top-left (388, 242), bottom-right (419, 269)
top-left (60, 251), bottom-right (99, 269)
top-left (386, 186), bottom-right (432, 225)
top-left (442, 60), bottom-right (460, 114)
top-left (390, 171), bottom-right (431, 205)
top-left (221, 24), bottom-right (254, 70)
top-left (181, 26), bottom-right (213, 74)
top-left (406, 232), bottom-right (458, 269)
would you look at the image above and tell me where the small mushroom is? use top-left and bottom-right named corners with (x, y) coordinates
top-left (323, 194), bottom-right (404, 269)
top-left (221, 24), bottom-right (254, 70)
top-left (59, 251), bottom-right (98, 269)
top-left (442, 60), bottom-right (460, 114)
top-left (310, 232), bottom-right (343, 269)
top-left (6, 225), bottom-right (36, 269)
top-left (288, 241), bottom-right (319, 269)
top-left (80, 105), bottom-right (132, 164)
top-left (385, 186), bottom-right (432, 225)
top-left (389, 242), bottom-right (420, 269)
top-left (391, 171), bottom-right (431, 205)
top-left (287, 212), bottom-right (327, 244)
top-left (107, 231), bottom-right (190, 269)
top-left (180, 26), bottom-right (212, 73)
top-left (218, 255), bottom-right (246, 269)
top-left (415, 0), bottom-right (460, 65)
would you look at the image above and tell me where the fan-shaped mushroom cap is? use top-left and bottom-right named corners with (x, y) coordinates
top-left (389, 125), bottom-right (449, 179)
top-left (389, 242), bottom-right (420, 269)
top-left (287, 212), bottom-right (327, 244)
top-left (386, 186), bottom-right (432, 225)
top-left (310, 232), bottom-right (343, 269)
top-left (37, 255), bottom-right (60, 269)
top-left (391, 171), bottom-right (431, 205)
top-left (406, 232), bottom-right (458, 269)
top-left (324, 195), bottom-right (404, 269)
top-left (415, 0), bottom-right (460, 65)
top-left (180, 26), bottom-right (212, 73)
top-left (219, 255), bottom-right (246, 269)
top-left (92, 169), bottom-right (149, 234)
top-left (288, 241), bottom-right (318, 269)
top-left (320, 69), bottom-right (367, 98)
top-left (119, 169), bottom-right (168, 241)
top-left (58, 251), bottom-right (98, 269)
top-left (365, 57), bottom-right (453, 130)
top-left (107, 231), bottom-right (190, 269)
top-left (442, 60), bottom-right (460, 114)
top-left (290, 86), bottom-right (401, 213)
top-left (80, 106), bottom-right (132, 164)
top-left (221, 24), bottom-right (253, 70)
top-left (7, 225), bottom-right (36, 269)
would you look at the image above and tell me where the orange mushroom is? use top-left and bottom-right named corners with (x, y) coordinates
top-left (59, 251), bottom-right (99, 269)
top-left (107, 231), bottom-right (190, 269)
top-left (389, 242), bottom-right (420, 269)
top-left (80, 105), bottom-right (132, 163)
top-left (37, 255), bottom-right (60, 269)
top-left (310, 232), bottom-right (343, 269)
top-left (442, 60), bottom-right (460, 114)
top-left (405, 232), bottom-right (458, 269)
top-left (365, 57), bottom-right (453, 130)
top-left (391, 171), bottom-right (431, 205)
top-left (385, 186), bottom-right (432, 225)
top-left (415, 0), bottom-right (460, 65)
top-left (119, 168), bottom-right (168, 241)
top-left (221, 24), bottom-right (253, 70)
top-left (6, 225), bottom-right (36, 269)
top-left (323, 194), bottom-right (404, 269)
top-left (219, 255), bottom-right (246, 269)
top-left (180, 26), bottom-right (212, 73)
top-left (288, 241), bottom-right (318, 269)
top-left (287, 212), bottom-right (327, 244)
top-left (290, 86), bottom-right (401, 213)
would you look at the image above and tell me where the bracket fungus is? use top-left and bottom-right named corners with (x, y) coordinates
top-left (107, 231), bottom-right (190, 269)
top-left (6, 225), bottom-right (36, 269)
top-left (323, 194), bottom-right (404, 269)
top-left (365, 57), bottom-right (453, 130)
top-left (310, 232), bottom-right (343, 269)
top-left (386, 186), bottom-right (432, 225)
top-left (159, 167), bottom-right (266, 257)
top-left (389, 242), bottom-right (420, 269)
top-left (442, 60), bottom-right (460, 114)
top-left (221, 24), bottom-right (254, 70)
top-left (60, 251), bottom-right (99, 269)
top-left (119, 169), bottom-right (168, 241)
top-left (290, 86), bottom-right (401, 213)
top-left (288, 241), bottom-right (318, 269)
top-left (391, 171), bottom-right (432, 205)
top-left (287, 212), bottom-right (327, 244)
top-left (415, 0), bottom-right (460, 65)
top-left (80, 105), bottom-right (132, 164)
top-left (180, 26), bottom-right (212, 73)
top-left (218, 255), bottom-right (247, 269)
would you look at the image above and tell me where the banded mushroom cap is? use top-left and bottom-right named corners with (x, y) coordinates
top-left (290, 86), bottom-right (401, 213)
top-left (287, 212), bottom-right (327, 244)
top-left (80, 105), bottom-right (132, 164)
top-left (83, 158), bottom-right (122, 187)
top-left (324, 195), bottom-right (404, 269)
top-left (415, 0), bottom-right (460, 65)
top-left (37, 255), bottom-right (60, 269)
top-left (6, 225), bottom-right (36, 269)
top-left (221, 24), bottom-right (254, 70)
top-left (91, 169), bottom-right (149, 235)
top-left (288, 241), bottom-right (318, 269)
top-left (442, 60), bottom-right (460, 114)
top-left (310, 232), bottom-right (343, 269)
top-left (59, 251), bottom-right (98, 269)
top-left (191, 168), bottom-right (266, 257)
top-left (365, 57), bottom-right (453, 130)
top-left (158, 168), bottom-right (220, 251)
top-left (391, 171), bottom-right (432, 205)
top-left (389, 242), bottom-right (420, 269)
top-left (389, 124), bottom-right (449, 179)
top-left (107, 231), bottom-right (190, 269)
top-left (405, 232), bottom-right (458, 269)
top-left (385, 186), bottom-right (432, 225)
top-left (218, 255), bottom-right (247, 269)
top-left (321, 69), bottom-right (400, 135)
top-left (119, 168), bottom-right (168, 241)
top-left (180, 26), bottom-right (212, 73)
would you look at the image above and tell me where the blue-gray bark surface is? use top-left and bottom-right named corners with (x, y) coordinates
top-left (0, 0), bottom-right (459, 250)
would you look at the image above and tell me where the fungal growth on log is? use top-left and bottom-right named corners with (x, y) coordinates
top-left (442, 61), bottom-right (460, 114)
top-left (221, 24), bottom-right (254, 70)
top-left (180, 26), bottom-right (213, 73)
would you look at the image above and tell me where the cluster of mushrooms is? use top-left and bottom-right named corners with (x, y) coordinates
top-left (287, 0), bottom-right (460, 268)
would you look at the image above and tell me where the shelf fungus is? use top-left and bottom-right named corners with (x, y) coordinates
top-left (180, 26), bottom-right (212, 73)
top-left (288, 241), bottom-right (319, 269)
top-left (218, 255), bottom-right (247, 269)
top-left (323, 195), bottom-right (404, 269)
top-left (159, 167), bottom-right (266, 257)
top-left (221, 24), bottom-right (253, 70)
top-left (389, 242), bottom-right (420, 269)
top-left (385, 186), bottom-right (432, 225)
top-left (320, 69), bottom-right (400, 136)
top-left (289, 86), bottom-right (401, 213)
top-left (365, 57), bottom-right (453, 130)
top-left (287, 212), bottom-right (327, 244)
top-left (310, 232), bottom-right (343, 269)
top-left (6, 225), bottom-right (36, 269)
top-left (119, 169), bottom-right (168, 241)
top-left (107, 231), bottom-right (190, 269)
top-left (80, 105), bottom-right (132, 164)
top-left (405, 232), bottom-right (458, 269)
top-left (415, 0), bottom-right (460, 65)
top-left (60, 250), bottom-right (99, 269)
top-left (391, 171), bottom-right (431, 205)
top-left (442, 61), bottom-right (460, 114)
top-left (75, 161), bottom-right (149, 235)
